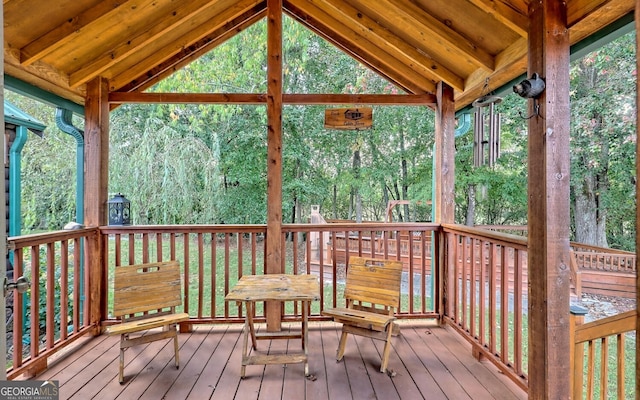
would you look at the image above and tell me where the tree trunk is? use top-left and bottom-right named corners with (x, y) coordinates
top-left (332, 183), bottom-right (337, 219)
top-left (573, 174), bottom-right (609, 247)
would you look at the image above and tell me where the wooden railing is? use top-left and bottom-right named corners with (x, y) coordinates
top-left (570, 242), bottom-right (636, 273)
top-left (100, 223), bottom-right (440, 324)
top-left (571, 307), bottom-right (636, 399)
top-left (569, 243), bottom-right (636, 298)
top-left (440, 224), bottom-right (529, 391)
top-left (7, 227), bottom-right (98, 379)
top-left (6, 222), bottom-right (633, 395)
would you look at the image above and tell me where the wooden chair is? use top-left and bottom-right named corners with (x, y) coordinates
top-left (105, 260), bottom-right (189, 383)
top-left (322, 256), bottom-right (403, 373)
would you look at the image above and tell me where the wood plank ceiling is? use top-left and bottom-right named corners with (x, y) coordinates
top-left (3, 0), bottom-right (635, 110)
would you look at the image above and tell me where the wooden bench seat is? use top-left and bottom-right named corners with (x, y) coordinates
top-left (105, 260), bottom-right (189, 383)
top-left (322, 256), bottom-right (403, 373)
top-left (321, 307), bottom-right (396, 331)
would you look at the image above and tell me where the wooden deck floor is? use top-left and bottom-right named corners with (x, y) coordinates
top-left (31, 321), bottom-right (527, 400)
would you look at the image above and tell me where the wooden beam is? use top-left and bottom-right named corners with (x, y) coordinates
top-left (4, 47), bottom-right (86, 105)
top-left (283, 3), bottom-right (410, 94)
top-left (455, 37), bottom-right (528, 109)
top-left (284, 93), bottom-right (436, 106)
top-left (526, 1), bottom-right (571, 398)
top-left (434, 82), bottom-right (455, 224)
top-left (108, 91), bottom-right (436, 105)
top-left (435, 81), bottom-right (456, 328)
top-left (468, 0), bottom-right (529, 38)
top-left (69, 0), bottom-right (218, 88)
top-left (19, 0), bottom-right (134, 66)
top-left (349, 0), bottom-right (495, 71)
top-left (283, 0), bottom-right (432, 95)
top-left (107, 0), bottom-right (263, 92)
top-left (297, 0), bottom-right (463, 91)
top-left (84, 77), bottom-right (110, 334)
top-left (265, 0), bottom-right (283, 332)
top-left (117, 5), bottom-right (266, 94)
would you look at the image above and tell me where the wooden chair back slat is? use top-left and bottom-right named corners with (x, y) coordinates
top-left (113, 260), bottom-right (182, 318)
top-left (344, 257), bottom-right (403, 308)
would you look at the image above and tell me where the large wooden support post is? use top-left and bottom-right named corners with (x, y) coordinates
top-left (434, 82), bottom-right (456, 224)
top-left (85, 77), bottom-right (110, 334)
top-left (527, 1), bottom-right (571, 398)
top-left (635, 2), bottom-right (640, 396)
top-left (265, 0), bottom-right (283, 331)
top-left (434, 82), bottom-right (455, 319)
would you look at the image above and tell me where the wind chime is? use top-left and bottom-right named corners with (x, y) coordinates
top-left (472, 79), bottom-right (502, 167)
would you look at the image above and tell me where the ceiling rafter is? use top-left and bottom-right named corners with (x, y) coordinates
top-left (69, 0), bottom-right (218, 88)
top-left (457, 37), bottom-right (527, 106)
top-left (309, 0), bottom-right (464, 92)
top-left (119, 6), bottom-right (267, 94)
top-left (467, 0), bottom-right (529, 38)
top-left (108, 0), bottom-right (264, 91)
top-left (283, 2), bottom-right (417, 94)
top-left (286, 0), bottom-right (437, 94)
top-left (348, 0), bottom-right (495, 72)
top-left (4, 0), bottom-right (633, 111)
top-left (20, 0), bottom-right (148, 66)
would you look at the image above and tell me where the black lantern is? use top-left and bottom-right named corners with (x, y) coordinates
top-left (107, 193), bottom-right (131, 226)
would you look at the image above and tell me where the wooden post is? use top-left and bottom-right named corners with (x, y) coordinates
top-left (85, 77), bottom-right (110, 334)
top-left (526, 1), bottom-right (571, 398)
top-left (265, 0), bottom-right (283, 331)
top-left (435, 82), bottom-right (455, 321)
top-left (635, 2), bottom-right (640, 397)
top-left (434, 82), bottom-right (455, 224)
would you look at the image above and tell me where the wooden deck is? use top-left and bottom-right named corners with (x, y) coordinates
top-left (29, 321), bottom-right (527, 400)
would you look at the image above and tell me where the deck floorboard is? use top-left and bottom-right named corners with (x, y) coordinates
top-left (31, 321), bottom-right (526, 400)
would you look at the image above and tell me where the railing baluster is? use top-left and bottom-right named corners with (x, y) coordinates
top-left (600, 337), bottom-right (608, 400)
top-left (60, 240), bottom-right (69, 341)
top-left (13, 249), bottom-right (24, 369)
top-left (30, 245), bottom-right (40, 360)
top-left (211, 234), bottom-right (216, 318)
top-left (617, 333), bottom-right (625, 398)
top-left (198, 233), bottom-right (205, 319)
top-left (46, 242), bottom-right (55, 350)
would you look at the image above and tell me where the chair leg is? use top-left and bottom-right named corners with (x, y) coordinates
top-left (173, 328), bottom-right (180, 369)
top-left (380, 325), bottom-right (394, 373)
top-left (336, 329), bottom-right (348, 361)
top-left (119, 335), bottom-right (126, 384)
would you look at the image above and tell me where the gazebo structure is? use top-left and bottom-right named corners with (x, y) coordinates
top-left (1, 1), bottom-right (638, 398)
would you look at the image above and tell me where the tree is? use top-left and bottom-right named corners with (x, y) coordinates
top-left (569, 32), bottom-right (636, 249)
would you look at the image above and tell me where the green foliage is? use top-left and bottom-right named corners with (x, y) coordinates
top-left (569, 32), bottom-right (636, 249)
top-left (5, 92), bottom-right (78, 232)
top-left (7, 18), bottom-right (636, 252)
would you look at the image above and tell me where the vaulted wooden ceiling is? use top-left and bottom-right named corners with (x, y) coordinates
top-left (3, 0), bottom-right (635, 110)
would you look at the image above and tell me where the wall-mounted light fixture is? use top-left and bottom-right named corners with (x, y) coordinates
top-left (513, 73), bottom-right (546, 99)
top-left (108, 193), bottom-right (131, 226)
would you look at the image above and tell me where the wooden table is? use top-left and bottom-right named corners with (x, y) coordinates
top-left (225, 274), bottom-right (320, 378)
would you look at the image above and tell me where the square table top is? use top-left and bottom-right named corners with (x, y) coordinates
top-left (224, 274), bottom-right (320, 302)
